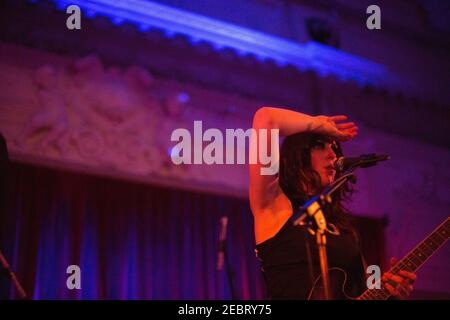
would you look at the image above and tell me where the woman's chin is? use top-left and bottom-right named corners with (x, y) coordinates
top-left (321, 175), bottom-right (335, 186)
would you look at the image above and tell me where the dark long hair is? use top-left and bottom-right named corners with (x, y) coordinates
top-left (279, 132), bottom-right (355, 232)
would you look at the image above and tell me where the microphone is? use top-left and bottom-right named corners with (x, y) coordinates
top-left (334, 153), bottom-right (390, 172)
top-left (216, 216), bottom-right (228, 271)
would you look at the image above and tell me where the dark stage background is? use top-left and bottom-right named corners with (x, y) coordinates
top-left (0, 161), bottom-right (385, 300)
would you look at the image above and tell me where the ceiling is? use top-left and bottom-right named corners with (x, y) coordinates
top-left (415, 0), bottom-right (450, 33)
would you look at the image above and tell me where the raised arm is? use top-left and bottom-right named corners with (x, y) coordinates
top-left (249, 107), bottom-right (358, 243)
top-left (253, 107), bottom-right (357, 139)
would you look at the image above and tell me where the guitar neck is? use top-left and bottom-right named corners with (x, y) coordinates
top-left (359, 217), bottom-right (450, 300)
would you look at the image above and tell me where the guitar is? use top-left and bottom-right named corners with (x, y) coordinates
top-left (308, 216), bottom-right (450, 300)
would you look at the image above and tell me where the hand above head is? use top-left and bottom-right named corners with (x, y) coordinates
top-left (313, 115), bottom-right (358, 141)
top-left (382, 257), bottom-right (417, 300)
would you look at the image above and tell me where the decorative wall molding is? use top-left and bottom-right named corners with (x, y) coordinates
top-left (49, 0), bottom-right (390, 86)
top-left (2, 2), bottom-right (448, 149)
top-left (11, 55), bottom-right (177, 173)
top-left (0, 48), bottom-right (253, 196)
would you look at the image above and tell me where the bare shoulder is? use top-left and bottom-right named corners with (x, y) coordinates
top-left (249, 107), bottom-right (294, 243)
top-left (250, 177), bottom-right (293, 244)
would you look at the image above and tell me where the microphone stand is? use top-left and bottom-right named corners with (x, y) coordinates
top-left (0, 250), bottom-right (27, 299)
top-left (290, 169), bottom-right (357, 299)
top-left (224, 246), bottom-right (238, 300)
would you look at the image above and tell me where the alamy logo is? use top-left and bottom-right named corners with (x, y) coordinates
top-left (366, 264), bottom-right (381, 289)
top-left (170, 121), bottom-right (279, 175)
top-left (366, 5), bottom-right (381, 30)
top-left (66, 5), bottom-right (82, 30)
top-left (66, 265), bottom-right (81, 290)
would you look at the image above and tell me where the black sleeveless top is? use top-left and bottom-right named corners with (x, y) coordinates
top-left (255, 219), bottom-right (367, 299)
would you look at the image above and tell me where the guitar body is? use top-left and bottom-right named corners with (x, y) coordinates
top-left (308, 268), bottom-right (357, 300)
